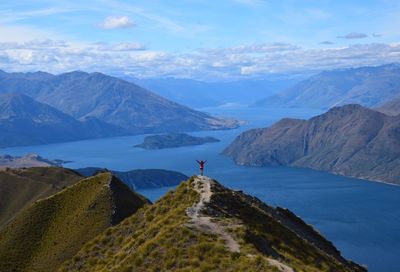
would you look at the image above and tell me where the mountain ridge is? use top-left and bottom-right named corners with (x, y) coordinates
top-left (0, 70), bottom-right (239, 135)
top-left (0, 167), bottom-right (82, 229)
top-left (224, 104), bottom-right (400, 185)
top-left (61, 176), bottom-right (365, 272)
top-left (377, 97), bottom-right (400, 116)
top-left (0, 92), bottom-right (127, 147)
top-left (253, 64), bottom-right (400, 109)
top-left (0, 172), bottom-right (149, 272)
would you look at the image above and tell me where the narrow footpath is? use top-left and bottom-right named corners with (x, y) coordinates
top-left (186, 175), bottom-right (240, 253)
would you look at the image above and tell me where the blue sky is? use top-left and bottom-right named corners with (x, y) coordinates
top-left (0, 0), bottom-right (399, 80)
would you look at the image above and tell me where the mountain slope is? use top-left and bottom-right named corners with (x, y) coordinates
top-left (0, 172), bottom-right (149, 272)
top-left (0, 93), bottom-right (126, 147)
top-left (376, 97), bottom-right (400, 116)
top-left (224, 104), bottom-right (400, 184)
top-left (61, 176), bottom-right (365, 272)
top-left (0, 167), bottom-right (82, 229)
top-left (75, 167), bottom-right (188, 190)
top-left (253, 64), bottom-right (400, 109)
top-left (0, 153), bottom-right (66, 168)
top-left (0, 71), bottom-right (239, 133)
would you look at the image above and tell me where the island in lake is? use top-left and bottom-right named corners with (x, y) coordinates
top-left (134, 133), bottom-right (220, 149)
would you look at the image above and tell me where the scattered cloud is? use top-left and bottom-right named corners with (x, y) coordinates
top-left (0, 39), bottom-right (68, 50)
top-left (203, 43), bottom-right (300, 55)
top-left (99, 16), bottom-right (135, 29)
top-left (94, 2), bottom-right (186, 33)
top-left (0, 39), bottom-right (399, 80)
top-left (337, 32), bottom-right (368, 39)
top-left (93, 42), bottom-right (146, 51)
top-left (320, 41), bottom-right (334, 45)
top-left (372, 33), bottom-right (383, 38)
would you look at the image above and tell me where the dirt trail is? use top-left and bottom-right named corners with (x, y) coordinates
top-left (267, 259), bottom-right (294, 272)
top-left (186, 175), bottom-right (240, 253)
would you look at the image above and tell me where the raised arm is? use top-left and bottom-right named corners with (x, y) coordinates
top-left (196, 160), bottom-right (200, 164)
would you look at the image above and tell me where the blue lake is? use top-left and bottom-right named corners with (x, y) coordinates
top-left (2, 107), bottom-right (400, 272)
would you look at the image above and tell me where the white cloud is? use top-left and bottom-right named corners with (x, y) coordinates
top-left (99, 16), bottom-right (135, 29)
top-left (94, 42), bottom-right (146, 51)
top-left (1, 39), bottom-right (400, 80)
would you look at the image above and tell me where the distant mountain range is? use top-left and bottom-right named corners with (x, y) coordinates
top-left (124, 77), bottom-right (300, 108)
top-left (224, 104), bottom-right (400, 185)
top-left (377, 97), bottom-right (400, 116)
top-left (0, 71), bottom-right (239, 147)
top-left (253, 64), bottom-right (400, 109)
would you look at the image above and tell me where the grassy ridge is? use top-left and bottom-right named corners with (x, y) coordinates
top-left (0, 173), bottom-right (148, 272)
top-left (0, 167), bottom-right (82, 228)
top-left (61, 177), bottom-right (365, 272)
top-left (62, 179), bottom-right (277, 272)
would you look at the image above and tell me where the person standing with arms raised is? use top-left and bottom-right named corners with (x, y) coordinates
top-left (196, 160), bottom-right (207, 176)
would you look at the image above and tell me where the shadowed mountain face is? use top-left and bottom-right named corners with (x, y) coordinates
top-left (0, 173), bottom-right (149, 272)
top-left (224, 104), bottom-right (400, 184)
top-left (61, 177), bottom-right (365, 272)
top-left (377, 97), bottom-right (400, 116)
top-left (0, 93), bottom-right (126, 147)
top-left (253, 64), bottom-right (400, 109)
top-left (0, 70), bottom-right (239, 134)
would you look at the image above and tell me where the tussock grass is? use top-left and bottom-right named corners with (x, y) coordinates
top-left (0, 173), bottom-right (147, 272)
